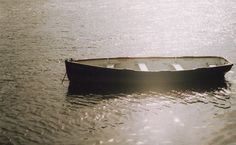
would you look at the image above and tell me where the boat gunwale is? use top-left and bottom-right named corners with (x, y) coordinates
top-left (65, 56), bottom-right (233, 73)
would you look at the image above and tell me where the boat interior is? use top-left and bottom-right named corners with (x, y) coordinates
top-left (73, 57), bottom-right (230, 72)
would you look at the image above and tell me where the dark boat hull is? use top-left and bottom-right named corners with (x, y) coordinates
top-left (65, 59), bottom-right (233, 85)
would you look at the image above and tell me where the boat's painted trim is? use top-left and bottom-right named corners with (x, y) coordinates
top-left (70, 56), bottom-right (231, 62)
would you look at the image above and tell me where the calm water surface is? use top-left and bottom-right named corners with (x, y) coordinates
top-left (0, 0), bottom-right (236, 144)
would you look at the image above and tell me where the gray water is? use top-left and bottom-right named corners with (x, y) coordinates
top-left (0, 0), bottom-right (236, 144)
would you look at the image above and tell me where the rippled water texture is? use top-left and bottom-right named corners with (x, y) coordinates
top-left (0, 0), bottom-right (236, 144)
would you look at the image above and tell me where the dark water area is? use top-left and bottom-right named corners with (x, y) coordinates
top-left (0, 0), bottom-right (236, 144)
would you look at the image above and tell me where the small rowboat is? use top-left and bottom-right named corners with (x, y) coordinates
top-left (65, 56), bottom-right (233, 85)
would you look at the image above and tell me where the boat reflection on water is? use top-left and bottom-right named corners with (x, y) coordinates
top-left (66, 79), bottom-right (232, 110)
top-left (67, 79), bottom-right (230, 96)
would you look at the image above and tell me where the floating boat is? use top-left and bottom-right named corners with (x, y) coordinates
top-left (65, 56), bottom-right (233, 85)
